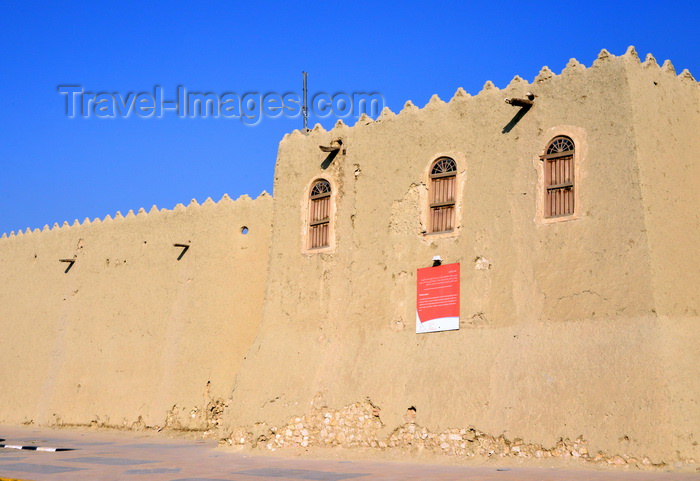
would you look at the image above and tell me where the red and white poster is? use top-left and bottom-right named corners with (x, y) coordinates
top-left (416, 263), bottom-right (460, 333)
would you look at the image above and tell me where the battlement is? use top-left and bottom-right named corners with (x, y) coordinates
top-left (281, 46), bottom-right (697, 142)
top-left (4, 48), bottom-right (695, 241)
top-left (0, 191), bottom-right (271, 241)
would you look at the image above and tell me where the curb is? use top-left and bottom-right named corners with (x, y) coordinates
top-left (0, 442), bottom-right (73, 453)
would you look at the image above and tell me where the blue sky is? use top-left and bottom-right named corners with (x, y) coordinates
top-left (1, 1), bottom-right (698, 234)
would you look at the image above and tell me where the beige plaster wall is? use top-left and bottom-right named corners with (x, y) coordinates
top-left (0, 194), bottom-right (272, 431)
top-left (625, 52), bottom-right (700, 458)
top-left (224, 49), bottom-right (698, 462)
top-left (626, 53), bottom-right (700, 317)
top-left (0, 47), bottom-right (696, 466)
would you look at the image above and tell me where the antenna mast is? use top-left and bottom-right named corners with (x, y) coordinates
top-left (302, 71), bottom-right (308, 131)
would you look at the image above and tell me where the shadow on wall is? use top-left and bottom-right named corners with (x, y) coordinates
top-left (502, 105), bottom-right (531, 134)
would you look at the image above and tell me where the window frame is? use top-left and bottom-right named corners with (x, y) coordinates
top-left (541, 136), bottom-right (575, 219)
top-left (536, 127), bottom-right (585, 225)
top-left (426, 156), bottom-right (460, 235)
top-left (304, 178), bottom-right (335, 252)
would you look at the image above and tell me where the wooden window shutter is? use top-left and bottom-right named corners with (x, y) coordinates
top-left (542, 137), bottom-right (575, 218)
top-left (309, 179), bottom-right (331, 248)
top-left (429, 158), bottom-right (457, 233)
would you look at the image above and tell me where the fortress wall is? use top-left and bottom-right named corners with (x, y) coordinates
top-left (626, 54), bottom-right (700, 317)
top-left (0, 48), bottom-right (695, 465)
top-left (224, 51), bottom-right (697, 462)
top-left (0, 194), bottom-right (272, 431)
top-left (625, 54), bottom-right (700, 455)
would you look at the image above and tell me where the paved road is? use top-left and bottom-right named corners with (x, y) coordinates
top-left (0, 425), bottom-right (697, 481)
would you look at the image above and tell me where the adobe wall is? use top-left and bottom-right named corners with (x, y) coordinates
top-left (0, 194), bottom-right (272, 432)
top-left (223, 49), bottom-right (699, 464)
top-left (0, 47), bottom-right (696, 468)
top-left (625, 52), bottom-right (700, 456)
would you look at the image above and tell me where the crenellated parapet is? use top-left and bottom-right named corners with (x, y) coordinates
top-left (0, 191), bottom-right (271, 241)
top-left (280, 46), bottom-right (697, 144)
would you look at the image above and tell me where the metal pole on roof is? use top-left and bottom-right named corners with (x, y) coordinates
top-left (302, 71), bottom-right (308, 131)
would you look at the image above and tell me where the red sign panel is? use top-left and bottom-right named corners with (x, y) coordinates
top-left (416, 263), bottom-right (460, 333)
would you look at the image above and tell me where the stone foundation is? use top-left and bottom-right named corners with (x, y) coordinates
top-left (220, 400), bottom-right (696, 470)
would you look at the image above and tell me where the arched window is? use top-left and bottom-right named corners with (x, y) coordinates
top-left (429, 157), bottom-right (457, 233)
top-left (542, 136), bottom-right (575, 218)
top-left (308, 179), bottom-right (332, 249)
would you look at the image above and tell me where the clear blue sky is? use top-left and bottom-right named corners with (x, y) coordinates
top-left (1, 1), bottom-right (698, 234)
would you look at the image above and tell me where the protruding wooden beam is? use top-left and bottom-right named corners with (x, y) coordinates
top-left (319, 139), bottom-right (343, 153)
top-left (505, 91), bottom-right (536, 107)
